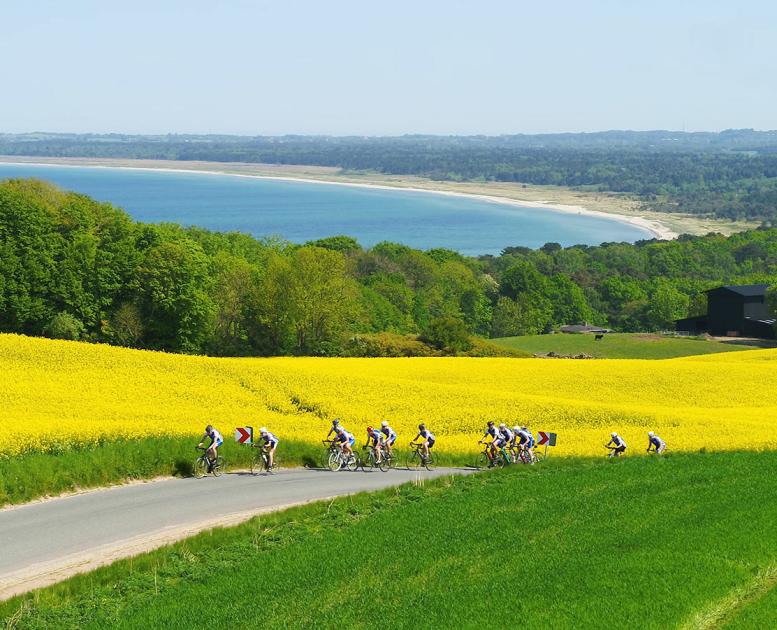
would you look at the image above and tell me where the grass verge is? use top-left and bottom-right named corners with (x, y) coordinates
top-left (0, 438), bottom-right (472, 507)
top-left (491, 332), bottom-right (750, 359)
top-left (2, 451), bottom-right (775, 628)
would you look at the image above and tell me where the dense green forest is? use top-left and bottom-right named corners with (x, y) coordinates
top-left (4, 130), bottom-right (777, 223)
top-left (1, 178), bottom-right (775, 356)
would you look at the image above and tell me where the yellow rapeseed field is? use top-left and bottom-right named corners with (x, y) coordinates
top-left (1, 334), bottom-right (776, 457)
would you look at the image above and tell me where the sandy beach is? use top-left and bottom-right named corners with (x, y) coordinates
top-left (0, 156), bottom-right (684, 240)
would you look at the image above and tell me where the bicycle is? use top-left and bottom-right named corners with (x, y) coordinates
top-left (251, 443), bottom-right (281, 474)
top-left (361, 444), bottom-right (389, 472)
top-left (405, 442), bottom-right (435, 471)
top-left (382, 444), bottom-right (398, 470)
top-left (323, 439), bottom-right (359, 472)
top-left (194, 446), bottom-right (226, 478)
top-left (604, 444), bottom-right (626, 458)
top-left (475, 440), bottom-right (505, 469)
top-left (515, 444), bottom-right (541, 464)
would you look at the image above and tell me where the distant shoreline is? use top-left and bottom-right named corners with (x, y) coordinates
top-left (0, 156), bottom-right (675, 241)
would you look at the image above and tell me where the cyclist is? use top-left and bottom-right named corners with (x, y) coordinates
top-left (258, 427), bottom-right (279, 470)
top-left (646, 431), bottom-right (666, 454)
top-left (510, 425), bottom-right (523, 462)
top-left (606, 431), bottom-right (626, 457)
top-left (327, 418), bottom-right (347, 440)
top-left (412, 423), bottom-right (435, 460)
top-left (334, 425), bottom-right (356, 458)
top-left (481, 420), bottom-right (499, 463)
top-left (492, 423), bottom-right (512, 465)
top-left (366, 425), bottom-right (386, 464)
top-left (517, 425), bottom-right (536, 463)
top-left (197, 424), bottom-right (223, 471)
top-left (380, 420), bottom-right (397, 457)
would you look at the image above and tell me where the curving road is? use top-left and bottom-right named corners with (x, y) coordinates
top-left (0, 467), bottom-right (469, 600)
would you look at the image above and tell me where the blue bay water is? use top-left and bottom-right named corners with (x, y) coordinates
top-left (0, 163), bottom-right (652, 255)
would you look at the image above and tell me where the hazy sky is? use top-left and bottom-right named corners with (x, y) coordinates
top-left (2, 0), bottom-right (776, 135)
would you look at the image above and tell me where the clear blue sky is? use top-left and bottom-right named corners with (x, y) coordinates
top-left (2, 0), bottom-right (776, 135)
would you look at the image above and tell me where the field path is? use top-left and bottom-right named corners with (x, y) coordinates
top-left (0, 467), bottom-right (468, 600)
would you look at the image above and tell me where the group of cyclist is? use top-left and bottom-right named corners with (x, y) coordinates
top-left (605, 430), bottom-right (667, 457)
top-left (195, 419), bottom-right (669, 473)
top-left (326, 418), bottom-right (435, 465)
top-left (479, 420), bottom-right (537, 465)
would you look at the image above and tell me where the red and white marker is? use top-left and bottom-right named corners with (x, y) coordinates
top-left (234, 426), bottom-right (253, 445)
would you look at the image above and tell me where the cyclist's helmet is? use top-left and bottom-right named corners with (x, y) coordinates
top-left (499, 423), bottom-right (507, 429)
top-left (487, 420), bottom-right (495, 427)
top-left (381, 420), bottom-right (388, 428)
top-left (418, 423), bottom-right (426, 430)
top-left (611, 431), bottom-right (617, 437)
top-left (206, 425), bottom-right (213, 433)
top-left (332, 418), bottom-right (340, 426)
top-left (513, 425), bottom-right (521, 432)
top-left (648, 431), bottom-right (655, 437)
top-left (367, 426), bottom-right (373, 433)
top-left (260, 427), bottom-right (267, 433)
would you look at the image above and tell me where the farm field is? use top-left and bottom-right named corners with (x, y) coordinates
top-left (2, 333), bottom-right (777, 504)
top-left (491, 332), bottom-right (751, 359)
top-left (2, 452), bottom-right (775, 628)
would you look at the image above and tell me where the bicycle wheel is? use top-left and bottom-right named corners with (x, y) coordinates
top-left (250, 450), bottom-right (262, 475)
top-left (213, 456), bottom-right (226, 476)
top-left (346, 454), bottom-right (360, 472)
top-left (405, 451), bottom-right (421, 470)
top-left (268, 455), bottom-right (281, 473)
top-left (424, 454), bottom-right (436, 471)
top-left (378, 455), bottom-right (389, 472)
top-left (475, 452), bottom-right (489, 470)
top-left (194, 457), bottom-right (207, 478)
top-left (328, 452), bottom-right (342, 472)
top-left (533, 451), bottom-right (544, 463)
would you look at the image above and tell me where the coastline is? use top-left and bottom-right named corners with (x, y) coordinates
top-left (0, 156), bottom-right (676, 240)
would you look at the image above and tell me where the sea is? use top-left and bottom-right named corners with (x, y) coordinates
top-left (0, 163), bottom-right (653, 256)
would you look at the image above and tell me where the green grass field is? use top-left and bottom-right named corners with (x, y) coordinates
top-left (491, 332), bottom-right (753, 359)
top-left (4, 451), bottom-right (775, 629)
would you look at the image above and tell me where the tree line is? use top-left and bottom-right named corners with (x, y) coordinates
top-left (1, 179), bottom-right (775, 356)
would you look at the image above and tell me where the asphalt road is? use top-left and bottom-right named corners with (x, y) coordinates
top-left (0, 466), bottom-right (468, 599)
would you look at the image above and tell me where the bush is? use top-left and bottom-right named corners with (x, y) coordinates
top-left (45, 312), bottom-right (84, 340)
top-left (420, 316), bottom-right (473, 353)
top-left (344, 333), bottom-right (436, 357)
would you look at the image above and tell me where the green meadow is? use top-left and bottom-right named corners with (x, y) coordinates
top-left (3, 451), bottom-right (775, 629)
top-left (491, 332), bottom-right (752, 359)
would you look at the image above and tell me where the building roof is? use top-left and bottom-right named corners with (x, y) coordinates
top-left (705, 284), bottom-right (771, 297)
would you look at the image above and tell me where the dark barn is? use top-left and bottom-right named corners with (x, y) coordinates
top-left (676, 284), bottom-right (776, 339)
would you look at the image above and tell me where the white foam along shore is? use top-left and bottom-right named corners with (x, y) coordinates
top-left (0, 158), bottom-right (678, 241)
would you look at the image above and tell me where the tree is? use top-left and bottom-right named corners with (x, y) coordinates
top-left (499, 261), bottom-right (546, 300)
top-left (767, 285), bottom-right (777, 336)
top-left (208, 252), bottom-right (258, 355)
top-left (548, 275), bottom-right (595, 325)
top-left (421, 316), bottom-right (472, 353)
top-left (645, 281), bottom-right (690, 330)
top-left (259, 247), bottom-right (359, 354)
top-left (135, 240), bottom-right (214, 352)
top-left (490, 296), bottom-right (549, 337)
top-left (45, 311), bottom-right (84, 340)
top-left (108, 302), bottom-right (144, 347)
